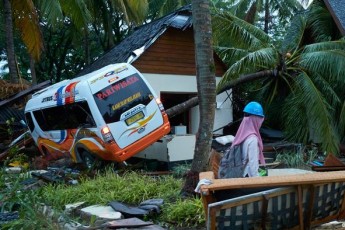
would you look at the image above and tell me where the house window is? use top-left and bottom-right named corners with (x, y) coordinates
top-left (160, 92), bottom-right (196, 134)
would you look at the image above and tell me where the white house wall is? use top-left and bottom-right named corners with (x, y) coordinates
top-left (144, 73), bottom-right (232, 135)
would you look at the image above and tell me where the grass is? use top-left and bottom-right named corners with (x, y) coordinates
top-left (0, 166), bottom-right (205, 229)
top-left (275, 147), bottom-right (318, 169)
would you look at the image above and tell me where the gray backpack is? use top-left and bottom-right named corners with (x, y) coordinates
top-left (218, 145), bottom-right (247, 179)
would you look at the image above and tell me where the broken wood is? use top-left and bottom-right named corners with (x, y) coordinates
top-left (0, 80), bottom-right (51, 108)
top-left (106, 217), bottom-right (153, 229)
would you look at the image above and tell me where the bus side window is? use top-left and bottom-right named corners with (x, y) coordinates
top-left (69, 102), bottom-right (96, 128)
top-left (32, 101), bottom-right (95, 131)
top-left (33, 110), bottom-right (49, 131)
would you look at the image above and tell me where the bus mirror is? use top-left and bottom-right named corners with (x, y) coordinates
top-left (20, 120), bottom-right (27, 127)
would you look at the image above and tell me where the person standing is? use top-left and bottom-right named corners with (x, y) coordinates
top-left (231, 101), bottom-right (266, 177)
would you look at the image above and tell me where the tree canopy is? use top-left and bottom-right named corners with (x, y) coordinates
top-left (212, 0), bottom-right (345, 154)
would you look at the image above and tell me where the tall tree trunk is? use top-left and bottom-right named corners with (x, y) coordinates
top-left (30, 55), bottom-right (37, 85)
top-left (245, 1), bottom-right (257, 24)
top-left (84, 29), bottom-right (91, 65)
top-left (181, 0), bottom-right (216, 196)
top-left (264, 0), bottom-right (269, 33)
top-left (3, 0), bottom-right (19, 83)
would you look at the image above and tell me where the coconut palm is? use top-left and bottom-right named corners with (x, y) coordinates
top-left (147, 0), bottom-right (191, 20)
top-left (3, 0), bottom-right (149, 83)
top-left (2, 0), bottom-right (43, 83)
top-left (212, 6), bottom-right (345, 154)
top-left (212, 0), bottom-right (309, 38)
top-left (180, 0), bottom-right (216, 196)
top-left (1, 0), bottom-right (91, 83)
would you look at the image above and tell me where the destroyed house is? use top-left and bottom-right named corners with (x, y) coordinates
top-left (77, 4), bottom-right (230, 136)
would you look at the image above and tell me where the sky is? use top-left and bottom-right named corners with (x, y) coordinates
top-left (0, 60), bottom-right (8, 77)
top-left (300, 0), bottom-right (314, 9)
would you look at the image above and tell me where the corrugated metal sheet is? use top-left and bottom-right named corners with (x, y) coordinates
top-left (0, 107), bottom-right (24, 122)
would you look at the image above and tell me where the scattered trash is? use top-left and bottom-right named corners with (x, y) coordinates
top-left (139, 199), bottom-right (164, 214)
top-left (105, 217), bottom-right (154, 229)
top-left (109, 201), bottom-right (149, 218)
top-left (31, 170), bottom-right (65, 184)
top-left (5, 167), bottom-right (22, 174)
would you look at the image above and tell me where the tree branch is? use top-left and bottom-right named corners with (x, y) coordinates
top-left (166, 70), bottom-right (275, 118)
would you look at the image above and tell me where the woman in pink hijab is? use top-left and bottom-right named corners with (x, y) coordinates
top-left (232, 101), bottom-right (265, 177)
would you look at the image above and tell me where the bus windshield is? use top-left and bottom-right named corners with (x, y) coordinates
top-left (93, 73), bottom-right (153, 124)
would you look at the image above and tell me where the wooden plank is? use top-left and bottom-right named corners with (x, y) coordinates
top-left (261, 194), bottom-right (269, 230)
top-left (312, 166), bottom-right (345, 171)
top-left (134, 64), bottom-right (196, 75)
top-left (199, 171), bottom-right (345, 195)
top-left (137, 56), bottom-right (196, 65)
top-left (106, 217), bottom-right (153, 228)
top-left (338, 183), bottom-right (345, 219)
top-left (200, 171), bottom-right (214, 180)
top-left (209, 207), bottom-right (217, 230)
top-left (207, 187), bottom-right (301, 230)
top-left (305, 185), bottom-right (315, 229)
top-left (297, 185), bottom-right (304, 230)
top-left (324, 153), bottom-right (345, 166)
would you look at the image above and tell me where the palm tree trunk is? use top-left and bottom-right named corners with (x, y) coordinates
top-left (3, 0), bottom-right (19, 83)
top-left (166, 70), bottom-right (275, 119)
top-left (245, 1), bottom-right (257, 24)
top-left (181, 0), bottom-right (216, 196)
top-left (84, 29), bottom-right (91, 65)
top-left (264, 0), bottom-right (269, 33)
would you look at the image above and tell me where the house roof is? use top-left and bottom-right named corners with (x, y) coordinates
top-left (323, 0), bottom-right (345, 35)
top-left (78, 5), bottom-right (193, 76)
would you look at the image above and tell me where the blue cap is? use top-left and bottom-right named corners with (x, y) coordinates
top-left (243, 101), bottom-right (264, 117)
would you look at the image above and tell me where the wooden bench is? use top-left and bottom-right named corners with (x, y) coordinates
top-left (199, 171), bottom-right (345, 230)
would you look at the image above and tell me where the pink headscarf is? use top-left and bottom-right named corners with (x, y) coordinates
top-left (232, 116), bottom-right (265, 165)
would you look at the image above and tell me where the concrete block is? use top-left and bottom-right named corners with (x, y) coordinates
top-left (80, 205), bottom-right (122, 220)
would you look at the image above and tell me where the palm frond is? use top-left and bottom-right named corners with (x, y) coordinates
top-left (12, 0), bottom-right (44, 61)
top-left (230, 0), bottom-right (256, 19)
top-left (122, 0), bottom-right (148, 24)
top-left (281, 15), bottom-right (307, 54)
top-left (35, 0), bottom-right (64, 26)
top-left (112, 0), bottom-right (148, 25)
top-left (271, 0), bottom-right (303, 22)
top-left (283, 92), bottom-right (310, 144)
top-left (218, 47), bottom-right (277, 90)
top-left (299, 49), bottom-right (345, 82)
top-left (212, 11), bottom-right (271, 50)
top-left (339, 101), bottom-right (345, 137)
top-left (303, 40), bottom-right (345, 52)
top-left (286, 72), bottom-right (339, 153)
top-left (60, 0), bottom-right (91, 29)
top-left (227, 47), bottom-right (277, 76)
top-left (312, 73), bottom-right (341, 108)
top-left (214, 46), bottom-right (249, 67)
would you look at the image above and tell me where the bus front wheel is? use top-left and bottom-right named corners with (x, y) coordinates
top-left (81, 150), bottom-right (97, 169)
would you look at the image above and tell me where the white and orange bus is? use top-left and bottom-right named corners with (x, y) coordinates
top-left (24, 63), bottom-right (170, 168)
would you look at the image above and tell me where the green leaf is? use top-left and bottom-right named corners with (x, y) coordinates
top-left (299, 49), bottom-right (345, 82)
top-left (212, 11), bottom-right (271, 50)
top-left (281, 15), bottom-right (307, 53)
